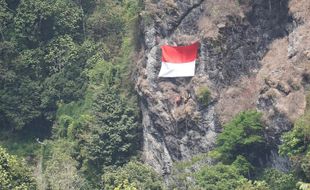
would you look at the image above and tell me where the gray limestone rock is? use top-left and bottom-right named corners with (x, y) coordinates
top-left (135, 0), bottom-right (309, 178)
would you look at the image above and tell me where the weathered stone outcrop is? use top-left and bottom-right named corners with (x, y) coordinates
top-left (135, 0), bottom-right (310, 178)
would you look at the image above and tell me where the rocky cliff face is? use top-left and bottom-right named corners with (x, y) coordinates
top-left (134, 0), bottom-right (310, 177)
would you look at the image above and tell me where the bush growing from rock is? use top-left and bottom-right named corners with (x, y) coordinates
top-left (196, 86), bottom-right (211, 106)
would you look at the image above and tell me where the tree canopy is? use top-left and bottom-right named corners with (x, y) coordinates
top-left (0, 146), bottom-right (36, 189)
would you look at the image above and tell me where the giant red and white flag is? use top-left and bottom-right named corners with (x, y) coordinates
top-left (158, 42), bottom-right (199, 77)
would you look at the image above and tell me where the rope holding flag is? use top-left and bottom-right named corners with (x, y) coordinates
top-left (158, 42), bottom-right (199, 78)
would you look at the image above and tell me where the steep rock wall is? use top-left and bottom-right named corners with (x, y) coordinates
top-left (135, 0), bottom-right (310, 177)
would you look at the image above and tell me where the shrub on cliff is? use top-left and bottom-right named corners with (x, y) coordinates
top-left (196, 86), bottom-right (211, 106)
top-left (195, 163), bottom-right (247, 190)
top-left (213, 111), bottom-right (268, 165)
top-left (279, 110), bottom-right (310, 184)
top-left (259, 169), bottom-right (297, 190)
top-left (195, 163), bottom-right (272, 190)
top-left (102, 161), bottom-right (164, 190)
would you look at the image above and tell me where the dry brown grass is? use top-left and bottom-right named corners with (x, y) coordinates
top-left (165, 0), bottom-right (177, 8)
top-left (143, 0), bottom-right (249, 39)
top-left (289, 25), bottom-right (310, 68)
top-left (289, 0), bottom-right (310, 22)
top-left (203, 0), bottom-right (245, 20)
top-left (198, 16), bottom-right (219, 38)
top-left (216, 37), bottom-right (307, 124)
top-left (173, 34), bottom-right (199, 46)
top-left (216, 76), bottom-right (259, 124)
top-left (198, 0), bottom-right (248, 38)
top-left (258, 38), bottom-right (306, 121)
top-left (143, 0), bottom-right (178, 17)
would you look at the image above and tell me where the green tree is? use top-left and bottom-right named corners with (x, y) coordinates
top-left (195, 163), bottom-right (246, 190)
top-left (259, 169), bottom-right (297, 190)
top-left (301, 153), bottom-right (310, 180)
top-left (14, 0), bottom-right (54, 45)
top-left (0, 0), bottom-right (92, 130)
top-left (236, 180), bottom-right (270, 190)
top-left (279, 111), bottom-right (310, 157)
top-left (40, 35), bottom-right (90, 120)
top-left (279, 111), bottom-right (310, 182)
top-left (0, 146), bottom-right (36, 189)
top-left (232, 155), bottom-right (254, 177)
top-left (0, 0), bottom-right (13, 40)
top-left (1, 0), bottom-right (142, 188)
top-left (102, 161), bottom-right (164, 190)
top-left (195, 163), bottom-right (273, 190)
top-left (42, 139), bottom-right (88, 190)
top-left (214, 111), bottom-right (268, 165)
top-left (1, 0), bottom-right (141, 131)
top-left (81, 86), bottom-right (141, 169)
top-left (114, 179), bottom-right (137, 190)
top-left (14, 0), bottom-right (82, 45)
top-left (52, 0), bottom-right (82, 37)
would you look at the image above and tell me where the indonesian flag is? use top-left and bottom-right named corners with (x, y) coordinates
top-left (158, 42), bottom-right (199, 77)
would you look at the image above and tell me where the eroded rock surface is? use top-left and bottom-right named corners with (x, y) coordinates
top-left (135, 0), bottom-right (310, 177)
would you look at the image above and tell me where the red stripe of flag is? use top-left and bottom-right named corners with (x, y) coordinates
top-left (161, 42), bottom-right (199, 63)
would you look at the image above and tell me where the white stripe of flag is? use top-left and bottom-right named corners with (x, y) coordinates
top-left (158, 61), bottom-right (196, 77)
top-left (158, 42), bottom-right (199, 78)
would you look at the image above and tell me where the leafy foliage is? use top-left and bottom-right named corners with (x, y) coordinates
top-left (14, 0), bottom-right (82, 45)
top-left (232, 155), bottom-right (254, 177)
top-left (168, 153), bottom-right (209, 189)
top-left (195, 163), bottom-right (246, 190)
top-left (0, 0), bottom-right (140, 130)
top-left (259, 169), bottom-right (297, 190)
top-left (214, 111), bottom-right (268, 164)
top-left (0, 146), bottom-right (36, 189)
top-left (1, 0), bottom-right (143, 188)
top-left (236, 180), bottom-right (270, 190)
top-left (102, 161), bottom-right (164, 190)
top-left (42, 139), bottom-right (88, 190)
top-left (279, 95), bottom-right (310, 188)
top-left (279, 111), bottom-right (310, 158)
top-left (0, 0), bottom-right (90, 129)
top-left (0, 0), bottom-right (13, 40)
top-left (301, 153), bottom-right (310, 180)
top-left (279, 110), bottom-right (310, 182)
top-left (169, 111), bottom-right (280, 189)
top-left (297, 182), bottom-right (310, 190)
top-left (114, 179), bottom-right (138, 190)
top-left (80, 86), bottom-right (141, 170)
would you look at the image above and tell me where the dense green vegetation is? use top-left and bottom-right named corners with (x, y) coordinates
top-left (102, 161), bottom-right (164, 190)
top-left (0, 0), bottom-right (151, 189)
top-left (214, 111), bottom-right (268, 166)
top-left (0, 0), bottom-right (138, 131)
top-left (0, 146), bottom-right (36, 189)
top-left (169, 110), bottom-right (310, 190)
top-left (1, 0), bottom-right (310, 189)
top-left (280, 109), bottom-right (310, 189)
